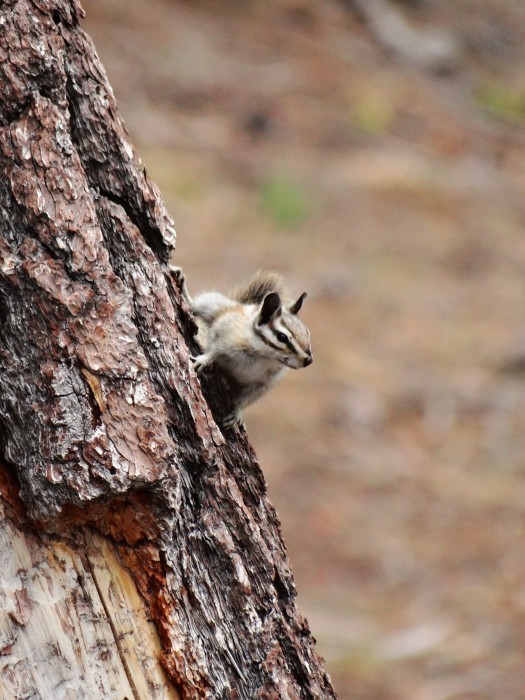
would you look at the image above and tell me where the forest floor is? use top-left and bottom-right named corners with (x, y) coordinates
top-left (86, 1), bottom-right (525, 698)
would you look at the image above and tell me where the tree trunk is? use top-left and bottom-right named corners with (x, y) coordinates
top-left (0, 2), bottom-right (337, 698)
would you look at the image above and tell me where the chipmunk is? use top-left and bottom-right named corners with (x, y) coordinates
top-left (170, 265), bottom-right (313, 429)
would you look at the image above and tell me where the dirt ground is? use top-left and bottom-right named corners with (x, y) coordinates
top-left (85, 1), bottom-right (525, 698)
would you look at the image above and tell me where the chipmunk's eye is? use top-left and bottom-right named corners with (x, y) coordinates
top-left (276, 331), bottom-right (289, 344)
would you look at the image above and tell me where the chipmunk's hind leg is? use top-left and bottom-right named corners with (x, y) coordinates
top-left (221, 408), bottom-right (242, 430)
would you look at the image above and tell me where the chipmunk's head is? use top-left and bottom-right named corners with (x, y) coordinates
top-left (254, 291), bottom-right (313, 369)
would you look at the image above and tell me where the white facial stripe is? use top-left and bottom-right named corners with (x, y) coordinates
top-left (255, 326), bottom-right (282, 351)
top-left (279, 318), bottom-right (309, 356)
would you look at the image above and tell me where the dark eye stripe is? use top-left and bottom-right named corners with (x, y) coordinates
top-left (275, 330), bottom-right (299, 354)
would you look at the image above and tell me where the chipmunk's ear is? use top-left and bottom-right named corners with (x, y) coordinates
top-left (289, 292), bottom-right (307, 315)
top-left (258, 292), bottom-right (282, 325)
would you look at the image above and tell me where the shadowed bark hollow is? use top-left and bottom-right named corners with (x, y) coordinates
top-left (0, 1), bottom-right (337, 698)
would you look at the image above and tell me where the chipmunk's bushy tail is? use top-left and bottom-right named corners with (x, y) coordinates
top-left (230, 270), bottom-right (284, 304)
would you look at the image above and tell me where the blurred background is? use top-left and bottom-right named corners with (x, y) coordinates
top-left (85, 1), bottom-right (525, 698)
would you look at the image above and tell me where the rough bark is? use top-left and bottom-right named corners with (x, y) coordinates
top-left (0, 2), bottom-right (336, 699)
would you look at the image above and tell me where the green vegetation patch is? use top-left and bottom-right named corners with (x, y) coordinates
top-left (260, 175), bottom-right (310, 229)
top-left (474, 82), bottom-right (525, 125)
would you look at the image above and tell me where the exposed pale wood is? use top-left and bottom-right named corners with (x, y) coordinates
top-left (0, 500), bottom-right (178, 700)
top-left (85, 529), bottom-right (182, 700)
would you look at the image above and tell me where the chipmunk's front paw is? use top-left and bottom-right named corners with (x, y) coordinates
top-left (191, 354), bottom-right (210, 375)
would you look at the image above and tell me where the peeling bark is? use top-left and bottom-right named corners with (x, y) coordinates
top-left (0, 2), bottom-right (336, 699)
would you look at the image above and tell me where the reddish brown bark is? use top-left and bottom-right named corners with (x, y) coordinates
top-left (0, 1), bottom-right (336, 698)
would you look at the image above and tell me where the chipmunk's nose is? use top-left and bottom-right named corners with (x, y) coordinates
top-left (303, 354), bottom-right (313, 367)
